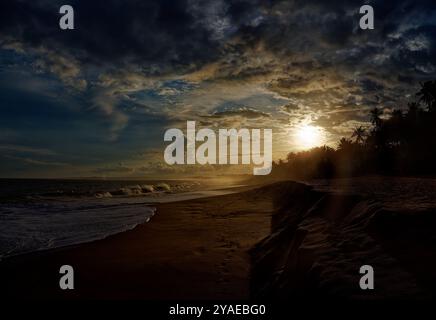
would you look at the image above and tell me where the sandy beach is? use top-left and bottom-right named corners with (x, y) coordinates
top-left (0, 184), bottom-right (274, 300)
top-left (2, 178), bottom-right (436, 300)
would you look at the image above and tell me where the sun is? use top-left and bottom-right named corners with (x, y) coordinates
top-left (295, 124), bottom-right (325, 149)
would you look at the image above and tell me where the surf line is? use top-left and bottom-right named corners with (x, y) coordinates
top-left (163, 121), bottom-right (272, 175)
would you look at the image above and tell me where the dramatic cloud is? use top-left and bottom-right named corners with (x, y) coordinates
top-left (1, 0), bottom-right (436, 177)
top-left (211, 107), bottom-right (271, 119)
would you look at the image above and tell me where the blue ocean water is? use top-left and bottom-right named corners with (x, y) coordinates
top-left (0, 179), bottom-right (200, 259)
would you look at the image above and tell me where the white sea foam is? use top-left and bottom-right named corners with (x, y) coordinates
top-left (154, 182), bottom-right (171, 191)
top-left (0, 199), bottom-right (156, 260)
top-left (106, 183), bottom-right (172, 197)
top-left (95, 191), bottom-right (113, 198)
top-left (0, 179), bottom-right (236, 260)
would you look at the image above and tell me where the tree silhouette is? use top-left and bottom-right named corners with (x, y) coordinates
top-left (270, 79), bottom-right (436, 180)
top-left (351, 126), bottom-right (366, 144)
top-left (370, 107), bottom-right (383, 128)
top-left (417, 81), bottom-right (436, 112)
top-left (408, 102), bottom-right (419, 112)
top-left (392, 109), bottom-right (403, 120)
top-left (337, 137), bottom-right (354, 151)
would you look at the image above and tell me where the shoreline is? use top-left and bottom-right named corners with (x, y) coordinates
top-left (3, 177), bottom-right (434, 300)
top-left (0, 182), bottom-right (274, 299)
top-left (0, 184), bottom-right (254, 262)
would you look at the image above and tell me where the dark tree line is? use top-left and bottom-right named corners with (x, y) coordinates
top-left (272, 80), bottom-right (436, 179)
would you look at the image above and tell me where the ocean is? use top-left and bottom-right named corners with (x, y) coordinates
top-left (0, 179), bottom-right (202, 260)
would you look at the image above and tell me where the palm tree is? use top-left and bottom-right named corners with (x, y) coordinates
top-left (408, 102), bottom-right (419, 112)
top-left (351, 126), bottom-right (366, 144)
top-left (338, 137), bottom-right (354, 151)
top-left (370, 107), bottom-right (383, 128)
top-left (417, 81), bottom-right (436, 111)
top-left (392, 109), bottom-right (403, 120)
top-left (406, 102), bottom-right (419, 120)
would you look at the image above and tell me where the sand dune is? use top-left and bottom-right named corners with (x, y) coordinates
top-left (251, 179), bottom-right (436, 300)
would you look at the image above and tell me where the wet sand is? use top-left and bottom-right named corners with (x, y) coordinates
top-left (0, 185), bottom-right (274, 300)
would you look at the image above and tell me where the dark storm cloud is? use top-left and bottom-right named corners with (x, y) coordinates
top-left (0, 0), bottom-right (223, 73)
top-left (2, 0), bottom-right (436, 79)
top-left (2, 0), bottom-right (436, 177)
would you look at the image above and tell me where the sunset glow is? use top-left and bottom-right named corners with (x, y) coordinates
top-left (295, 125), bottom-right (325, 150)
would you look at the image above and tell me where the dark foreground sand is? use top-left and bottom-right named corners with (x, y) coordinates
top-left (2, 178), bottom-right (436, 300)
top-left (251, 178), bottom-right (436, 300)
top-left (0, 184), bottom-right (274, 300)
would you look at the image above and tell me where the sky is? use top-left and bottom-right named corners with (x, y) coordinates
top-left (1, 0), bottom-right (436, 178)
